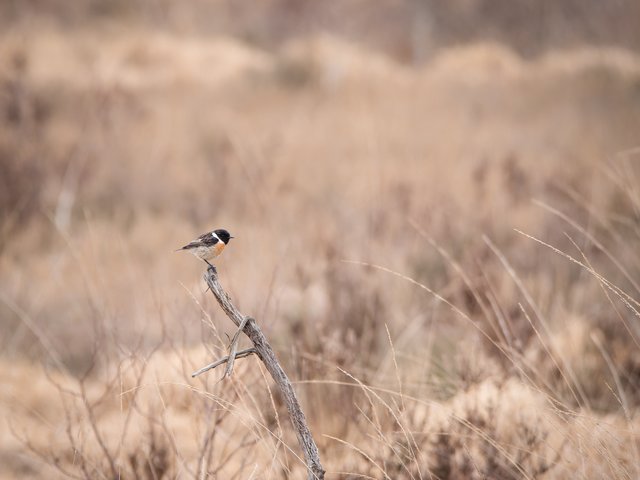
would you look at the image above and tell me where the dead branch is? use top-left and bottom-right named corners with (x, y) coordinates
top-left (193, 266), bottom-right (325, 480)
top-left (191, 347), bottom-right (257, 378)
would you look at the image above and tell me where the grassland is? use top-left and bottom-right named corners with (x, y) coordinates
top-left (2, 15), bottom-right (640, 479)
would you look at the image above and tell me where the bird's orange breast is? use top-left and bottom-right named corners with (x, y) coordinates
top-left (212, 241), bottom-right (225, 258)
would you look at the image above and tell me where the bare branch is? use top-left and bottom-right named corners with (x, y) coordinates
top-left (191, 348), bottom-right (257, 378)
top-left (194, 267), bottom-right (325, 480)
top-left (224, 315), bottom-right (252, 378)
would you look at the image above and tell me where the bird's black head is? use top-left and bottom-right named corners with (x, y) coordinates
top-left (214, 229), bottom-right (233, 244)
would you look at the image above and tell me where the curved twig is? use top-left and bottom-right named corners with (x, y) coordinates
top-left (191, 347), bottom-right (257, 378)
top-left (193, 266), bottom-right (325, 480)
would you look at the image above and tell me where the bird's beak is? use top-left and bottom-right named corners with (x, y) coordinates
top-left (230, 236), bottom-right (235, 239)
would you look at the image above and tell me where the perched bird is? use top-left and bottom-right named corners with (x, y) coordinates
top-left (177, 228), bottom-right (234, 268)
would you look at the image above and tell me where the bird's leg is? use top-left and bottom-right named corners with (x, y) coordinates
top-left (204, 259), bottom-right (217, 274)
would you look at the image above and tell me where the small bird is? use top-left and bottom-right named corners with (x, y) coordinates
top-left (177, 228), bottom-right (234, 268)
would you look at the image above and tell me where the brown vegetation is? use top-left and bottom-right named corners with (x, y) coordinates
top-left (2, 4), bottom-right (640, 479)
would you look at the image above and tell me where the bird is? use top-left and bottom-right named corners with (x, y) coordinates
top-left (177, 228), bottom-right (234, 268)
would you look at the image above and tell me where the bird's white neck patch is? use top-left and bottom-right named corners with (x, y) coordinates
top-left (212, 231), bottom-right (220, 241)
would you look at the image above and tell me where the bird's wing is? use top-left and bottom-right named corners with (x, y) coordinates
top-left (180, 232), bottom-right (219, 250)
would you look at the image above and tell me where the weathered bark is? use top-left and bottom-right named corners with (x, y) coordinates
top-left (195, 267), bottom-right (325, 480)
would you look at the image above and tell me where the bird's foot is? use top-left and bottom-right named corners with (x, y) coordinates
top-left (204, 260), bottom-right (217, 273)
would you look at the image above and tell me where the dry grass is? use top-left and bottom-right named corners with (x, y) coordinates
top-left (1, 11), bottom-right (640, 479)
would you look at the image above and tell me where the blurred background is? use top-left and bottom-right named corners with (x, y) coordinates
top-left (1, 1), bottom-right (640, 478)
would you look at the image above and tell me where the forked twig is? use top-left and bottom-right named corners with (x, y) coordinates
top-left (191, 315), bottom-right (253, 379)
top-left (192, 266), bottom-right (325, 480)
top-left (224, 314), bottom-right (252, 377)
top-left (191, 347), bottom-right (257, 378)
